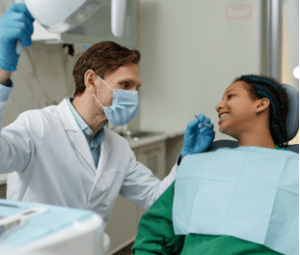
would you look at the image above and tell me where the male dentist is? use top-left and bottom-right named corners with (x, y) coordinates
top-left (0, 4), bottom-right (215, 228)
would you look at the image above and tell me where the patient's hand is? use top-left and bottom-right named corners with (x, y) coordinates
top-left (181, 113), bottom-right (215, 156)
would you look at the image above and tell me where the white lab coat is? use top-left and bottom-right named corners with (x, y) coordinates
top-left (0, 98), bottom-right (177, 228)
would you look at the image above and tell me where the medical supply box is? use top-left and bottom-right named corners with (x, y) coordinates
top-left (0, 199), bottom-right (110, 255)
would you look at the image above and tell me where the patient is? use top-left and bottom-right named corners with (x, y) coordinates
top-left (132, 75), bottom-right (299, 255)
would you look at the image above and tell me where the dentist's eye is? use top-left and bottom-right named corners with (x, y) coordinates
top-left (121, 83), bottom-right (130, 89)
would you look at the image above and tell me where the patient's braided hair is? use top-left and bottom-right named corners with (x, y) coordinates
top-left (234, 75), bottom-right (289, 147)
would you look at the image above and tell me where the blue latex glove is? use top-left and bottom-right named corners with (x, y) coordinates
top-left (0, 3), bottom-right (34, 72)
top-left (181, 113), bottom-right (215, 156)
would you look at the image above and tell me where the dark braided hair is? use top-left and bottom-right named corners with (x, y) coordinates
top-left (234, 75), bottom-right (289, 147)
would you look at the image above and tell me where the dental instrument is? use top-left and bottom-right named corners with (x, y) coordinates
top-left (194, 115), bottom-right (213, 129)
top-left (0, 207), bottom-right (48, 237)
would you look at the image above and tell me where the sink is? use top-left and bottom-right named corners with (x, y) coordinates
top-left (118, 130), bottom-right (164, 140)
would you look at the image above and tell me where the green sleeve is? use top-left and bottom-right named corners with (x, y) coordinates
top-left (132, 182), bottom-right (184, 255)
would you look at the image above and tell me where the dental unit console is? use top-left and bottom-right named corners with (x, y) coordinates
top-left (0, 199), bottom-right (110, 255)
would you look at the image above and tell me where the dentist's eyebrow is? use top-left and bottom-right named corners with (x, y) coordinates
top-left (118, 79), bottom-right (141, 87)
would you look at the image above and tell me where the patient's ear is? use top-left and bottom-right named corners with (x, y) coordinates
top-left (256, 98), bottom-right (270, 114)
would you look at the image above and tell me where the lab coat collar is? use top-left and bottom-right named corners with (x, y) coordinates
top-left (57, 98), bottom-right (80, 132)
top-left (56, 98), bottom-right (97, 171)
top-left (56, 98), bottom-right (111, 173)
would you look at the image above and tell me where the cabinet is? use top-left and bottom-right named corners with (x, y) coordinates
top-left (105, 140), bottom-right (166, 254)
top-left (134, 141), bottom-right (166, 180)
top-left (134, 141), bottom-right (166, 223)
top-left (0, 184), bottom-right (6, 199)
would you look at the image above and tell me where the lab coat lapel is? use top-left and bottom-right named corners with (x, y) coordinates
top-left (57, 99), bottom-right (96, 171)
top-left (68, 131), bottom-right (96, 171)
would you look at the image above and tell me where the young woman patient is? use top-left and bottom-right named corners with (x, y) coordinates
top-left (132, 75), bottom-right (298, 255)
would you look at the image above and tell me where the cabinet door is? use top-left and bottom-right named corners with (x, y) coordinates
top-left (135, 141), bottom-right (166, 180)
top-left (0, 184), bottom-right (6, 199)
top-left (105, 196), bottom-right (137, 253)
top-left (135, 141), bottom-right (166, 223)
top-left (105, 141), bottom-right (166, 253)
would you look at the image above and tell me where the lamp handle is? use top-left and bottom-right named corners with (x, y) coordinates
top-left (111, 0), bottom-right (127, 38)
top-left (15, 0), bottom-right (25, 54)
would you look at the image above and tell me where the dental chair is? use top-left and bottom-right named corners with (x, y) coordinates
top-left (0, 199), bottom-right (110, 255)
top-left (172, 83), bottom-right (299, 255)
top-left (207, 83), bottom-right (299, 153)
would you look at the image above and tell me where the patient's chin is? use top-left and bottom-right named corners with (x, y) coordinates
top-left (220, 125), bottom-right (238, 138)
top-left (219, 123), bottom-right (229, 133)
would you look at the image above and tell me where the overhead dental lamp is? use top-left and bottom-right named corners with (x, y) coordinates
top-left (293, 66), bottom-right (299, 79)
top-left (15, 0), bottom-right (127, 52)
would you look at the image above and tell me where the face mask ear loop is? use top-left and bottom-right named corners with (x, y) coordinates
top-left (98, 76), bottom-right (113, 92)
top-left (93, 76), bottom-right (114, 108)
top-left (93, 93), bottom-right (104, 108)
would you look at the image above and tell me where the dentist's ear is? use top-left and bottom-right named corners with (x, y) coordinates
top-left (256, 98), bottom-right (270, 114)
top-left (84, 69), bottom-right (98, 92)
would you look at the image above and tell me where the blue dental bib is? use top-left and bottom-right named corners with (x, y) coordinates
top-left (173, 147), bottom-right (299, 255)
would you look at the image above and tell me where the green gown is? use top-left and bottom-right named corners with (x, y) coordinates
top-left (132, 181), bottom-right (283, 255)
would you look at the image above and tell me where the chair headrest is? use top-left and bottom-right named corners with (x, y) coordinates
top-left (282, 83), bottom-right (299, 142)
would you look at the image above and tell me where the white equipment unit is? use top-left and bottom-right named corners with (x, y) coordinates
top-left (0, 199), bottom-right (110, 255)
top-left (31, 0), bottom-right (137, 49)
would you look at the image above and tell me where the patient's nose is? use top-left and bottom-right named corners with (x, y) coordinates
top-left (215, 100), bottom-right (223, 112)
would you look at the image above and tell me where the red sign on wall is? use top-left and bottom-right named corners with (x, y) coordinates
top-left (226, 5), bottom-right (252, 20)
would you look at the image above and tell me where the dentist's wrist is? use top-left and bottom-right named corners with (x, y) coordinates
top-left (0, 68), bottom-right (12, 86)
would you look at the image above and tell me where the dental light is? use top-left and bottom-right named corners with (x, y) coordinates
top-left (293, 66), bottom-right (299, 79)
top-left (15, 0), bottom-right (127, 53)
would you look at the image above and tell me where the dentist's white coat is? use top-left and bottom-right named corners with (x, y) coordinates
top-left (0, 98), bottom-right (177, 228)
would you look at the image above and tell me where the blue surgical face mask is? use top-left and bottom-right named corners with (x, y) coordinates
top-left (93, 77), bottom-right (139, 127)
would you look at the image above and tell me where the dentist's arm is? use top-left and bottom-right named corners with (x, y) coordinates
top-left (0, 2), bottom-right (34, 123)
top-left (0, 4), bottom-right (34, 173)
top-left (0, 68), bottom-right (12, 129)
top-left (0, 2), bottom-right (34, 127)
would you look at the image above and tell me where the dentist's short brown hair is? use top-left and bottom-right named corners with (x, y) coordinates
top-left (73, 41), bottom-right (141, 96)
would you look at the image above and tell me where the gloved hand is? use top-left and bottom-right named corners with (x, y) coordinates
top-left (181, 113), bottom-right (215, 156)
top-left (0, 3), bottom-right (34, 72)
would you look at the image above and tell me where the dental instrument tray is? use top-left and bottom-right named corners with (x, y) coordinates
top-left (0, 199), bottom-right (109, 255)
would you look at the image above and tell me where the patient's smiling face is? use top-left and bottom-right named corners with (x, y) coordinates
top-left (215, 81), bottom-right (258, 138)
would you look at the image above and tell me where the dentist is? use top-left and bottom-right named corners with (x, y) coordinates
top-left (0, 4), bottom-right (215, 228)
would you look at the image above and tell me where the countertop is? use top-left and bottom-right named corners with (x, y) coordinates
top-left (124, 129), bottom-right (184, 149)
top-left (0, 174), bottom-right (7, 185)
top-left (0, 129), bottom-right (185, 186)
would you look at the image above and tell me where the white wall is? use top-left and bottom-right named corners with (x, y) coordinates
top-left (138, 0), bottom-right (299, 139)
top-left (282, 0), bottom-right (299, 88)
top-left (136, 0), bottom-right (264, 141)
top-left (5, 43), bottom-right (80, 126)
top-left (1, 0), bottom-right (298, 144)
